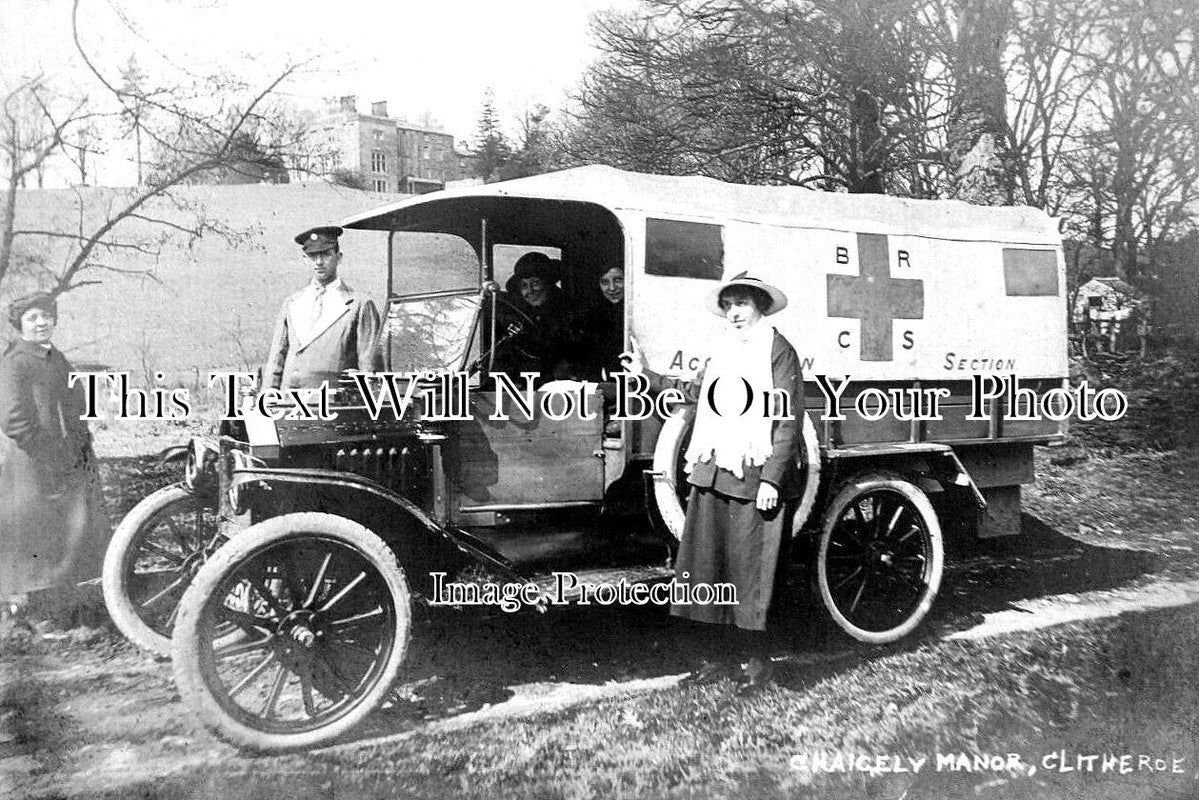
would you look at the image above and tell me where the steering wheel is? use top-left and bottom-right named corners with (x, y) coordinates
top-left (491, 291), bottom-right (549, 359)
top-left (495, 290), bottom-right (542, 336)
top-left (468, 289), bottom-right (546, 376)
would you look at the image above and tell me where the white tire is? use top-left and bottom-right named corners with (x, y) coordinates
top-left (817, 473), bottom-right (944, 643)
top-left (650, 408), bottom-right (819, 540)
top-left (102, 484), bottom-right (226, 656)
top-left (172, 513), bottom-right (411, 752)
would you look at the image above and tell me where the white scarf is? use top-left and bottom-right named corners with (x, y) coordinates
top-left (684, 321), bottom-right (776, 479)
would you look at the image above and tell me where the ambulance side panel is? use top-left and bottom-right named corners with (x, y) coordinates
top-left (623, 210), bottom-right (1067, 540)
top-left (626, 214), bottom-right (1067, 384)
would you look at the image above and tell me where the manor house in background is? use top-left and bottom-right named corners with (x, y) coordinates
top-left (304, 96), bottom-right (479, 194)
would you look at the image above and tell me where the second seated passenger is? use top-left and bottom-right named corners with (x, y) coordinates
top-left (558, 265), bottom-right (625, 383)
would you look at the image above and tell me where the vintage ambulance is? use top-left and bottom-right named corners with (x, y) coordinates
top-left (336, 164), bottom-right (1066, 562)
top-left (107, 166), bottom-right (1067, 751)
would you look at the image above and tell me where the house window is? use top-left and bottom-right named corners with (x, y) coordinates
top-left (373, 129), bottom-right (385, 141)
top-left (373, 179), bottom-right (388, 192)
top-left (371, 151), bottom-right (387, 173)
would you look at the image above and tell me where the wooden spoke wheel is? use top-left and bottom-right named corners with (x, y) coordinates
top-left (817, 474), bottom-right (944, 643)
top-left (102, 484), bottom-right (228, 656)
top-left (172, 513), bottom-right (411, 752)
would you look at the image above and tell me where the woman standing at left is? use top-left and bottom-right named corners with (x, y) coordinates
top-left (0, 293), bottom-right (109, 605)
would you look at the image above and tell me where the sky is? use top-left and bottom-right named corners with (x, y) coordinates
top-left (1, 0), bottom-right (635, 185)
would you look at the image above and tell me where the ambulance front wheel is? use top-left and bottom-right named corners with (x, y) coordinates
top-left (816, 473), bottom-right (944, 644)
top-left (172, 513), bottom-right (411, 752)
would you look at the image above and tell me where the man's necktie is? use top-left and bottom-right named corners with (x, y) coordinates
top-left (311, 285), bottom-right (325, 327)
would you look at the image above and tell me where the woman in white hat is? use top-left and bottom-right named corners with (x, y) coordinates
top-left (625, 271), bottom-right (804, 690)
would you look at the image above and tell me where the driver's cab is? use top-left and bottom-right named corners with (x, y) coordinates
top-left (372, 196), bottom-right (630, 528)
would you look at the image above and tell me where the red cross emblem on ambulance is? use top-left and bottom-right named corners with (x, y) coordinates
top-left (827, 233), bottom-right (924, 362)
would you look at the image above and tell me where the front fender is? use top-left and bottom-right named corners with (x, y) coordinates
top-left (229, 466), bottom-right (525, 596)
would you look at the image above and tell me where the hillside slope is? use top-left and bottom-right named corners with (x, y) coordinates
top-left (6, 183), bottom-right (402, 383)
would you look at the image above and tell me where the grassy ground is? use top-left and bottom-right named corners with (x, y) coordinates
top-left (9, 600), bottom-right (1196, 800)
top-left (4, 440), bottom-right (1199, 800)
top-left (1028, 448), bottom-right (1199, 577)
top-left (313, 605), bottom-right (1199, 800)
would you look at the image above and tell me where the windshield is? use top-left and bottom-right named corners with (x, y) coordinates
top-left (382, 293), bottom-right (482, 374)
top-left (390, 231), bottom-right (479, 297)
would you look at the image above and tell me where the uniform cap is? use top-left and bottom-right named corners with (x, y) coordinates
top-left (295, 225), bottom-right (344, 254)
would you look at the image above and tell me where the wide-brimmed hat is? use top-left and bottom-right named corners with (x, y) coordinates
top-left (7, 292), bottom-right (57, 329)
top-left (506, 252), bottom-right (562, 293)
top-left (295, 225), bottom-right (343, 254)
top-left (705, 271), bottom-right (788, 316)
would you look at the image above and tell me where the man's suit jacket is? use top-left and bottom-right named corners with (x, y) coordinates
top-left (263, 281), bottom-right (382, 390)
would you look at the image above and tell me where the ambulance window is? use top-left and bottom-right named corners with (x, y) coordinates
top-left (645, 218), bottom-right (723, 280)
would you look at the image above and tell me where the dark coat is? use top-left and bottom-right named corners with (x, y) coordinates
top-left (0, 340), bottom-right (110, 596)
top-left (559, 299), bottom-right (624, 381)
top-left (670, 329), bottom-right (805, 630)
top-left (491, 289), bottom-right (570, 384)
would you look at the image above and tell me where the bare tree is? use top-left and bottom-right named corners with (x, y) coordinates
top-left (1001, 0), bottom-right (1100, 211)
top-left (0, 0), bottom-right (308, 301)
top-left (568, 0), bottom-right (940, 193)
top-left (927, 0), bottom-right (1019, 204)
top-left (569, 3), bottom-right (825, 185)
top-left (63, 117), bottom-right (103, 186)
top-left (501, 103), bottom-right (565, 180)
top-left (1079, 0), bottom-right (1198, 281)
top-left (118, 55), bottom-right (151, 186)
top-left (0, 76), bottom-right (90, 291)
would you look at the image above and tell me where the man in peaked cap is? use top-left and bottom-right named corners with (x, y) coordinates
top-left (263, 225), bottom-right (382, 390)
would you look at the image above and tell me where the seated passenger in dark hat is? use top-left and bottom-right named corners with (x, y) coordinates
top-left (491, 252), bottom-right (570, 385)
top-left (557, 264), bottom-right (625, 383)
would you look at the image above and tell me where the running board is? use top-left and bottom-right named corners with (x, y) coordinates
top-left (529, 564), bottom-right (674, 602)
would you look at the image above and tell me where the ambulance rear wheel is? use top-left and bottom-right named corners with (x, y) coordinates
top-left (817, 474), bottom-right (943, 643)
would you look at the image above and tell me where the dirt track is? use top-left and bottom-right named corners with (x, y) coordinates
top-left (2, 511), bottom-right (1194, 800)
top-left (3, 443), bottom-right (1199, 798)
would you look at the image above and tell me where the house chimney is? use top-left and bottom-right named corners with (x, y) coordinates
top-left (371, 101), bottom-right (388, 118)
top-left (340, 95), bottom-right (358, 113)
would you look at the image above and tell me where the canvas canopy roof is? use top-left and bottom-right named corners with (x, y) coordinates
top-left (342, 165), bottom-right (1060, 246)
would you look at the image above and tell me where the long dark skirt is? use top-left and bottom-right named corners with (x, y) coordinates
top-left (670, 486), bottom-right (789, 631)
top-left (0, 437), bottom-right (110, 598)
